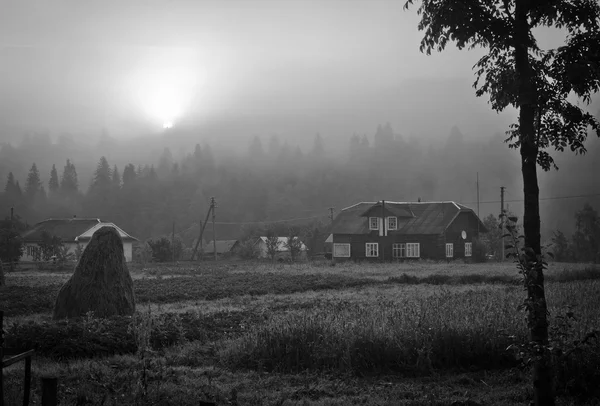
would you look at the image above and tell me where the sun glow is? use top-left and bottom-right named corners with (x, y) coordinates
top-left (129, 60), bottom-right (206, 129)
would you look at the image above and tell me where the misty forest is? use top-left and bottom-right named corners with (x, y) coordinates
top-left (2, 122), bottom-right (599, 247)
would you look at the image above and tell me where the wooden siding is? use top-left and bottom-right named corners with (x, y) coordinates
top-left (333, 210), bottom-right (483, 261)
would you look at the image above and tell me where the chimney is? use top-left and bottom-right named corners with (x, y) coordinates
top-left (418, 197), bottom-right (421, 202)
top-left (73, 214), bottom-right (77, 218)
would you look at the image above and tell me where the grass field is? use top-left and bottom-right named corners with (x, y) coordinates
top-left (2, 260), bottom-right (600, 405)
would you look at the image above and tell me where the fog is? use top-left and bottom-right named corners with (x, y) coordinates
top-left (1, 0), bottom-right (599, 244)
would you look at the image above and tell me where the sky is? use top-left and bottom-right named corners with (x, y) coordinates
top-left (0, 0), bottom-right (586, 145)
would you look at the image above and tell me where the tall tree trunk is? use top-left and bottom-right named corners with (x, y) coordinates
top-left (514, 1), bottom-right (554, 405)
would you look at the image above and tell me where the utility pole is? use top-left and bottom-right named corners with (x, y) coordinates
top-left (171, 221), bottom-right (175, 263)
top-left (211, 197), bottom-right (217, 262)
top-left (381, 200), bottom-right (386, 262)
top-left (477, 173), bottom-right (480, 235)
top-left (10, 207), bottom-right (14, 272)
top-left (500, 186), bottom-right (506, 261)
top-left (191, 202), bottom-right (214, 261)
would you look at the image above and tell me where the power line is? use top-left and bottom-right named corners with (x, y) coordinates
top-left (213, 214), bottom-right (329, 225)
top-left (460, 192), bottom-right (600, 205)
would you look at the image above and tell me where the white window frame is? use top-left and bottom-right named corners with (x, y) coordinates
top-left (446, 243), bottom-right (454, 258)
top-left (465, 242), bottom-right (472, 257)
top-left (392, 243), bottom-right (405, 258)
top-left (369, 217), bottom-right (379, 230)
top-left (333, 243), bottom-right (351, 258)
top-left (387, 216), bottom-right (397, 230)
top-left (406, 243), bottom-right (420, 258)
top-left (365, 242), bottom-right (379, 257)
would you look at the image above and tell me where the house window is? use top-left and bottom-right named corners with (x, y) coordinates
top-left (446, 243), bottom-right (454, 258)
top-left (392, 243), bottom-right (405, 258)
top-left (465, 242), bottom-right (472, 257)
top-left (387, 217), bottom-right (397, 230)
top-left (333, 243), bottom-right (351, 258)
top-left (27, 245), bottom-right (40, 258)
top-left (406, 243), bottom-right (420, 258)
top-left (369, 217), bottom-right (379, 230)
top-left (366, 243), bottom-right (379, 257)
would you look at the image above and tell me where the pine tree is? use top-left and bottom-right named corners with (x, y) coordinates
top-left (49, 164), bottom-right (59, 195)
top-left (122, 164), bottom-right (136, 188)
top-left (24, 163), bottom-right (41, 202)
top-left (4, 172), bottom-right (16, 195)
top-left (112, 165), bottom-right (121, 188)
top-left (60, 159), bottom-right (79, 195)
top-left (91, 157), bottom-right (112, 191)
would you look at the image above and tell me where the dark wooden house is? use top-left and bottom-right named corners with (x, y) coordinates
top-left (330, 200), bottom-right (486, 261)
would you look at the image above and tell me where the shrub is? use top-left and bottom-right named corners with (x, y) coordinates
top-left (471, 238), bottom-right (488, 263)
top-left (236, 238), bottom-right (259, 259)
top-left (147, 237), bottom-right (183, 262)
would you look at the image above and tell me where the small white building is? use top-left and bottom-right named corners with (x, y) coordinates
top-left (21, 218), bottom-right (138, 262)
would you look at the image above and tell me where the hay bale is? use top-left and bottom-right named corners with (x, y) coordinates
top-left (53, 226), bottom-right (135, 319)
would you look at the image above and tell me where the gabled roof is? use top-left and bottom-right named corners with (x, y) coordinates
top-left (332, 201), bottom-right (485, 235)
top-left (21, 218), bottom-right (101, 242)
top-left (256, 236), bottom-right (307, 251)
top-left (76, 222), bottom-right (138, 242)
top-left (205, 239), bottom-right (238, 254)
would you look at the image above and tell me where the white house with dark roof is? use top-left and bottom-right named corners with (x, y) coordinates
top-left (20, 218), bottom-right (138, 262)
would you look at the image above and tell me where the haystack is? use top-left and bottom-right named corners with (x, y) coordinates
top-left (53, 226), bottom-right (135, 319)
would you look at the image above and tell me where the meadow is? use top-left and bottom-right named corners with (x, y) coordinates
top-left (2, 260), bottom-right (600, 405)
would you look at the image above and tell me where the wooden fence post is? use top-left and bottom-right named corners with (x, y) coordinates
top-left (23, 357), bottom-right (31, 406)
top-left (41, 377), bottom-right (57, 406)
top-left (1, 310), bottom-right (5, 406)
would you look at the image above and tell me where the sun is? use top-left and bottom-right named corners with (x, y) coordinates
top-left (130, 64), bottom-right (205, 129)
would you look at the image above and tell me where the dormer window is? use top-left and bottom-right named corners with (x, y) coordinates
top-left (387, 217), bottom-right (397, 230)
top-left (369, 217), bottom-right (379, 230)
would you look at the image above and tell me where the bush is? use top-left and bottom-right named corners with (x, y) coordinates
top-left (236, 238), bottom-right (259, 259)
top-left (472, 238), bottom-right (488, 263)
top-left (147, 237), bottom-right (183, 262)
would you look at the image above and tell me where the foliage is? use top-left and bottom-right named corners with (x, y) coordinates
top-left (551, 230), bottom-right (573, 263)
top-left (572, 203), bottom-right (600, 263)
top-left (236, 238), bottom-right (259, 260)
top-left (482, 214), bottom-right (502, 261)
top-left (264, 229), bottom-right (280, 261)
top-left (60, 159), bottom-right (79, 194)
top-left (135, 242), bottom-right (154, 265)
top-left (471, 237), bottom-right (488, 263)
top-left (48, 164), bottom-right (59, 195)
top-left (147, 237), bottom-right (183, 262)
top-left (0, 228), bottom-right (23, 264)
top-left (284, 228), bottom-right (304, 262)
top-left (35, 231), bottom-right (64, 262)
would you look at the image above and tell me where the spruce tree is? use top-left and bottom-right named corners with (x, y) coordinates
top-left (122, 164), bottom-right (136, 188)
top-left (49, 164), bottom-right (60, 195)
top-left (91, 157), bottom-right (112, 191)
top-left (60, 159), bottom-right (79, 195)
top-left (112, 165), bottom-right (121, 188)
top-left (24, 163), bottom-right (41, 202)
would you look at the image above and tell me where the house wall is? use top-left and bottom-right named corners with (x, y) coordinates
top-left (443, 212), bottom-right (481, 259)
top-left (332, 234), bottom-right (444, 261)
top-left (21, 241), bottom-right (134, 262)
